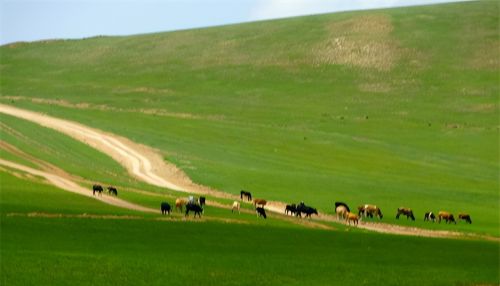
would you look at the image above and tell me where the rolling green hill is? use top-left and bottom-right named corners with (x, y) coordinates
top-left (1, 1), bottom-right (500, 284)
top-left (1, 0), bottom-right (499, 234)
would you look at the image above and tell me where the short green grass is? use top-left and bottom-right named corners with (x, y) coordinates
top-left (1, 171), bottom-right (499, 285)
top-left (2, 216), bottom-right (499, 286)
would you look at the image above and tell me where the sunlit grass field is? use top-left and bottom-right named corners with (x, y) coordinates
top-left (1, 171), bottom-right (499, 285)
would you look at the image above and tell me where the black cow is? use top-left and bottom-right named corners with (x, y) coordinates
top-left (198, 196), bottom-right (206, 206)
top-left (92, 184), bottom-right (103, 196)
top-left (185, 203), bottom-right (203, 218)
top-left (256, 207), bottom-right (267, 219)
top-left (161, 202), bottom-right (171, 215)
top-left (424, 212), bottom-right (436, 222)
top-left (240, 190), bottom-right (252, 201)
top-left (335, 202), bottom-right (350, 213)
top-left (107, 186), bottom-right (118, 196)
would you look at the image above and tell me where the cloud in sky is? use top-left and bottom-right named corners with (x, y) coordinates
top-left (248, 0), bottom-right (467, 21)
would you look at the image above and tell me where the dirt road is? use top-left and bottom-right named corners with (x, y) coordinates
top-left (1, 104), bottom-right (497, 240)
top-left (0, 158), bottom-right (157, 213)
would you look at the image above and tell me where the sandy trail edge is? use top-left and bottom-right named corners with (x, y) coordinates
top-left (1, 104), bottom-right (498, 240)
top-left (0, 158), bottom-right (157, 213)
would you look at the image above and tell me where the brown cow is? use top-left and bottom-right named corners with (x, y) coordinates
top-left (438, 211), bottom-right (456, 224)
top-left (345, 212), bottom-right (359, 225)
top-left (458, 213), bottom-right (472, 224)
top-left (253, 199), bottom-right (267, 208)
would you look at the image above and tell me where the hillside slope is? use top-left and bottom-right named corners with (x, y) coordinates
top-left (1, 1), bottom-right (499, 234)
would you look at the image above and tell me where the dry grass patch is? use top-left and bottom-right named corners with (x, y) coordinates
top-left (312, 14), bottom-right (401, 71)
top-left (468, 40), bottom-right (500, 70)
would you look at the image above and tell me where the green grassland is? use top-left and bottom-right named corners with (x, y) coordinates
top-left (1, 1), bottom-right (498, 236)
top-left (1, 171), bottom-right (499, 285)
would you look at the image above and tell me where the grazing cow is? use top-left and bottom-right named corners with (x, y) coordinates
top-left (438, 211), bottom-right (456, 224)
top-left (336, 205), bottom-right (348, 220)
top-left (198, 196), bottom-right (206, 207)
top-left (256, 207), bottom-right (267, 219)
top-left (296, 204), bottom-right (318, 218)
top-left (107, 186), bottom-right (118, 196)
top-left (335, 202), bottom-right (350, 213)
top-left (458, 213), bottom-right (472, 224)
top-left (253, 199), bottom-right (267, 208)
top-left (396, 207), bottom-right (415, 221)
top-left (185, 203), bottom-right (203, 218)
top-left (232, 201), bottom-right (240, 214)
top-left (359, 205), bottom-right (383, 219)
top-left (92, 184), bottom-right (103, 196)
top-left (424, 212), bottom-right (436, 222)
top-left (160, 202), bottom-right (171, 215)
top-left (175, 198), bottom-right (188, 212)
top-left (346, 212), bottom-right (359, 225)
top-left (285, 204), bottom-right (297, 216)
top-left (240, 190), bottom-right (252, 201)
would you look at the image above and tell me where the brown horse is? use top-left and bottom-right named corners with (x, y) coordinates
top-left (345, 212), bottom-right (359, 225)
top-left (438, 211), bottom-right (456, 224)
top-left (253, 199), bottom-right (267, 208)
top-left (458, 213), bottom-right (472, 224)
top-left (396, 207), bottom-right (415, 221)
top-left (175, 198), bottom-right (188, 212)
top-left (359, 204), bottom-right (383, 219)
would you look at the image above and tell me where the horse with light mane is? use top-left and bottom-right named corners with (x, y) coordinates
top-left (359, 204), bottom-right (383, 219)
top-left (175, 198), bottom-right (188, 212)
top-left (232, 201), bottom-right (240, 214)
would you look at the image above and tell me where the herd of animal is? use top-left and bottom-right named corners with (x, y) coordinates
top-left (91, 185), bottom-right (473, 225)
top-left (92, 184), bottom-right (118, 196)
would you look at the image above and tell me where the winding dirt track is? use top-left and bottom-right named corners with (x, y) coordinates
top-left (1, 103), bottom-right (497, 241)
top-left (0, 158), bottom-right (157, 213)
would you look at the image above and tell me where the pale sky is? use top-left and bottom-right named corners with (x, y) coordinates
top-left (0, 0), bottom-right (468, 45)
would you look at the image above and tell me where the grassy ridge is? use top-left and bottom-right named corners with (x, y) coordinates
top-left (0, 1), bottom-right (499, 236)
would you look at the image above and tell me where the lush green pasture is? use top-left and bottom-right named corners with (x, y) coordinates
top-left (1, 164), bottom-right (499, 285)
top-left (0, 171), bottom-right (139, 216)
top-left (2, 216), bottom-right (499, 286)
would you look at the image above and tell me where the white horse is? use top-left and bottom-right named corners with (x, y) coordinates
top-left (232, 201), bottom-right (240, 214)
top-left (336, 205), bottom-right (348, 220)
